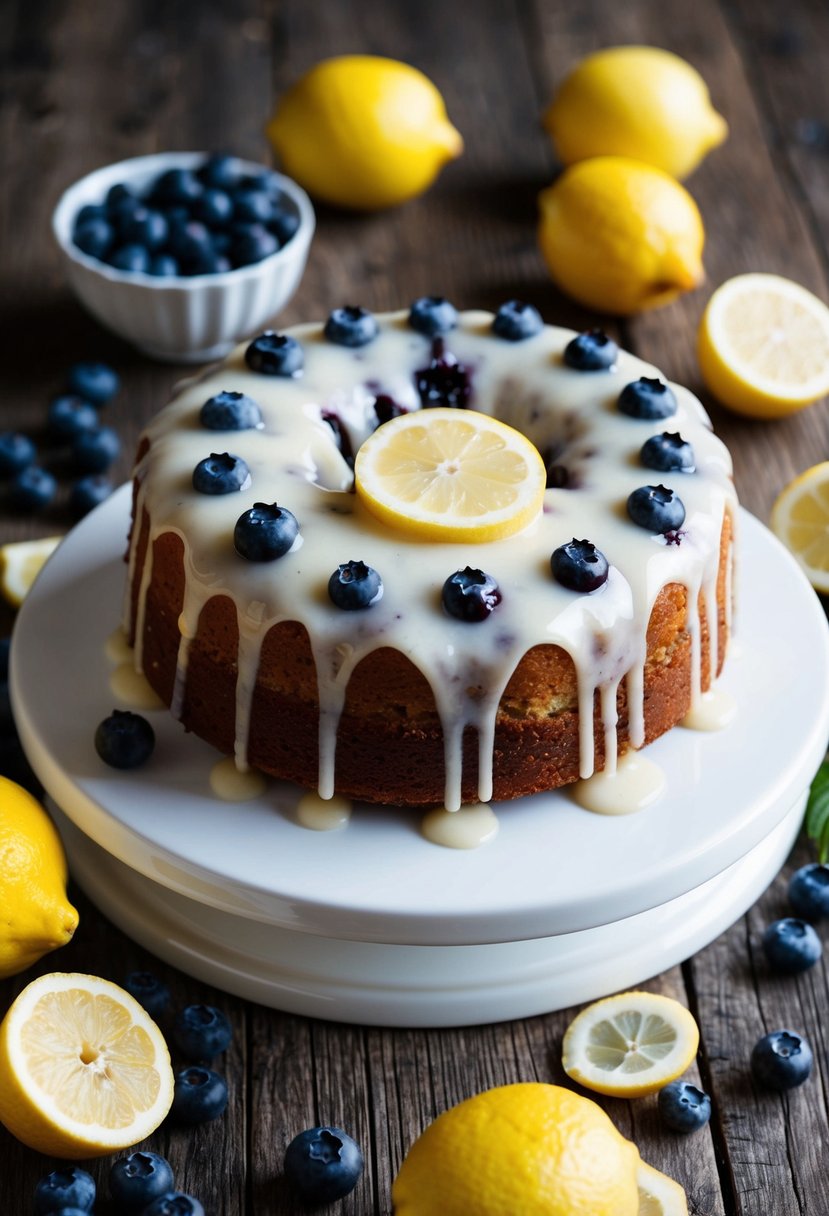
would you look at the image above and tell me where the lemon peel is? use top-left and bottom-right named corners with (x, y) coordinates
top-left (770, 461), bottom-right (829, 593)
top-left (637, 1161), bottom-right (689, 1215)
top-left (0, 535), bottom-right (61, 608)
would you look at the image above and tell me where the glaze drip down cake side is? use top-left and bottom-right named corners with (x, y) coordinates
top-left (124, 303), bottom-right (736, 811)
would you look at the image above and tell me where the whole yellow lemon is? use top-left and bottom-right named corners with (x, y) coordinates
top-left (0, 775), bottom-right (78, 978)
top-left (267, 55), bottom-right (462, 210)
top-left (544, 46), bottom-right (727, 180)
top-left (538, 157), bottom-right (705, 315)
top-left (392, 1082), bottom-right (641, 1216)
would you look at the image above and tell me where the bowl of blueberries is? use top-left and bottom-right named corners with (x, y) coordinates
top-left (52, 152), bottom-right (315, 363)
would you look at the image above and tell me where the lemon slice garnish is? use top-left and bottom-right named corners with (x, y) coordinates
top-left (698, 273), bottom-right (829, 418)
top-left (637, 1161), bottom-right (689, 1215)
top-left (770, 461), bottom-right (829, 592)
top-left (354, 408), bottom-right (546, 542)
top-left (562, 990), bottom-right (699, 1098)
top-left (0, 972), bottom-right (174, 1158)
top-left (0, 536), bottom-right (62, 608)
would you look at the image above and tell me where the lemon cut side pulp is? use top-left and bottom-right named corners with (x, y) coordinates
top-left (0, 972), bottom-right (174, 1158)
top-left (0, 536), bottom-right (61, 607)
top-left (771, 461), bottom-right (829, 593)
top-left (562, 990), bottom-right (699, 1098)
top-left (354, 407), bottom-right (546, 542)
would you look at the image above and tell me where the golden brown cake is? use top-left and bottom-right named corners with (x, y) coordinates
top-left (124, 307), bottom-right (736, 810)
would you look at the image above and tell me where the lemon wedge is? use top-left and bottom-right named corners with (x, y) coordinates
top-left (562, 991), bottom-right (699, 1098)
top-left (637, 1161), bottom-right (689, 1215)
top-left (0, 536), bottom-right (61, 608)
top-left (698, 273), bottom-right (829, 418)
top-left (354, 408), bottom-right (546, 543)
top-left (770, 462), bottom-right (829, 592)
top-left (0, 972), bottom-right (174, 1158)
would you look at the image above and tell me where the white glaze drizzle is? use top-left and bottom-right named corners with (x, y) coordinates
top-left (123, 311), bottom-right (737, 809)
top-left (421, 802), bottom-right (499, 849)
top-left (109, 662), bottom-right (165, 710)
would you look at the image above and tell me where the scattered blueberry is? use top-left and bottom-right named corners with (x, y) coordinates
top-left (48, 395), bottom-right (99, 440)
top-left (194, 188), bottom-right (234, 228)
top-left (618, 377), bottom-right (677, 420)
top-left (640, 432), bottom-right (695, 473)
top-left (70, 474), bottom-right (114, 517)
top-left (67, 360), bottom-right (120, 405)
top-left (657, 1081), bottom-right (712, 1133)
top-left (0, 431), bottom-right (36, 477)
top-left (124, 971), bottom-right (172, 1019)
top-left (230, 224), bottom-right (279, 266)
top-left (751, 1029), bottom-right (813, 1090)
top-left (95, 709), bottom-right (155, 769)
top-left (788, 863), bottom-right (829, 920)
top-left (74, 217), bottom-right (114, 259)
top-left (492, 300), bottom-right (543, 341)
top-left (245, 332), bottom-right (303, 377)
top-left (140, 1193), bottom-right (205, 1216)
top-left (551, 538), bottom-right (609, 592)
top-left (170, 1066), bottom-right (228, 1124)
top-left (110, 1151), bottom-right (175, 1212)
top-left (762, 917), bottom-right (822, 973)
top-left (149, 253), bottom-right (180, 277)
top-left (200, 390), bottom-right (263, 431)
top-left (234, 503), bottom-right (299, 561)
top-left (192, 452), bottom-right (251, 495)
top-left (284, 1126), bottom-right (364, 1206)
top-left (442, 567), bottom-right (502, 622)
top-left (34, 1166), bottom-right (96, 1214)
top-left (120, 207), bottom-right (169, 251)
top-left (409, 296), bottom-right (458, 337)
top-left (72, 425), bottom-right (121, 473)
top-left (416, 338), bottom-right (471, 409)
top-left (627, 484), bottom-right (686, 533)
top-left (110, 244), bottom-right (153, 273)
top-left (198, 154), bottom-right (240, 191)
top-left (9, 466), bottom-right (57, 511)
top-left (563, 329), bottom-right (618, 371)
top-left (173, 1003), bottom-right (233, 1060)
top-left (324, 306), bottom-right (378, 348)
top-left (328, 561), bottom-right (383, 610)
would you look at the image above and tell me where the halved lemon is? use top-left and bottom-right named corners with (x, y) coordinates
top-left (562, 991), bottom-right (699, 1098)
top-left (0, 536), bottom-right (61, 608)
top-left (770, 461), bottom-right (829, 592)
top-left (637, 1161), bottom-right (689, 1215)
top-left (697, 273), bottom-right (829, 418)
top-left (354, 408), bottom-right (546, 542)
top-left (0, 972), bottom-right (174, 1158)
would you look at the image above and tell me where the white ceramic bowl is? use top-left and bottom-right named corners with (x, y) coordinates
top-left (52, 152), bottom-right (315, 363)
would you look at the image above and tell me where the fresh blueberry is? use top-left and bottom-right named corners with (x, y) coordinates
top-left (200, 391), bottom-right (263, 431)
top-left (234, 503), bottom-right (299, 561)
top-left (186, 249), bottom-right (233, 275)
top-left (74, 217), bottom-right (114, 259)
top-left (231, 223), bottom-right (279, 266)
top-left (233, 189), bottom-right (275, 224)
top-left (107, 182), bottom-right (139, 209)
top-left (788, 863), bottom-right (829, 919)
top-left (69, 474), bottom-right (114, 518)
top-left (173, 1003), bottom-right (233, 1060)
top-left (169, 221), bottom-right (213, 266)
top-left (416, 338), bottom-right (471, 409)
top-left (198, 154), bottom-right (240, 191)
top-left (72, 425), bottom-right (121, 473)
top-left (409, 296), bottom-right (458, 337)
top-left (324, 306), bottom-right (379, 348)
top-left (194, 187), bottom-right (234, 228)
top-left (442, 568), bottom-right (501, 622)
top-left (245, 332), bottom-right (304, 377)
top-left (627, 484), bottom-right (686, 533)
top-left (284, 1126), bottom-right (363, 1206)
top-left (48, 395), bottom-right (99, 440)
top-left (551, 538), bottom-right (609, 592)
top-left (328, 561), bottom-right (383, 610)
top-left (95, 709), bottom-right (155, 769)
top-left (762, 917), bottom-right (822, 972)
top-left (618, 377), bottom-right (677, 420)
top-left (34, 1166), bottom-right (96, 1213)
top-left (192, 452), bottom-right (251, 495)
top-left (149, 253), bottom-right (180, 277)
top-left (9, 466), bottom-right (57, 511)
top-left (640, 432), bottom-right (695, 473)
top-left (74, 202), bottom-right (106, 229)
top-left (373, 394), bottom-right (406, 425)
top-left (124, 971), bottom-right (172, 1019)
top-left (269, 208), bottom-right (300, 245)
top-left (170, 1066), bottom-right (228, 1123)
top-left (68, 361), bottom-right (120, 405)
top-left (563, 329), bottom-right (619, 371)
top-left (110, 244), bottom-right (152, 273)
top-left (751, 1029), bottom-right (813, 1090)
top-left (110, 1151), bottom-right (175, 1212)
top-left (140, 1193), bottom-right (205, 1216)
top-left (120, 207), bottom-right (169, 250)
top-left (492, 300), bottom-right (543, 341)
top-left (657, 1081), bottom-right (712, 1133)
top-left (0, 431), bottom-right (36, 477)
top-left (153, 167), bottom-right (204, 206)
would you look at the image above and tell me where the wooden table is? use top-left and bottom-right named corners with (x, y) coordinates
top-left (2, 1), bottom-right (829, 1212)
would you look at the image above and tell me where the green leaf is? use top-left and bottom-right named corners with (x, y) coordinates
top-left (805, 758), bottom-right (829, 858)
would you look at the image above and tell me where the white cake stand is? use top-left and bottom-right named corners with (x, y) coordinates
top-left (11, 488), bottom-right (829, 1026)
